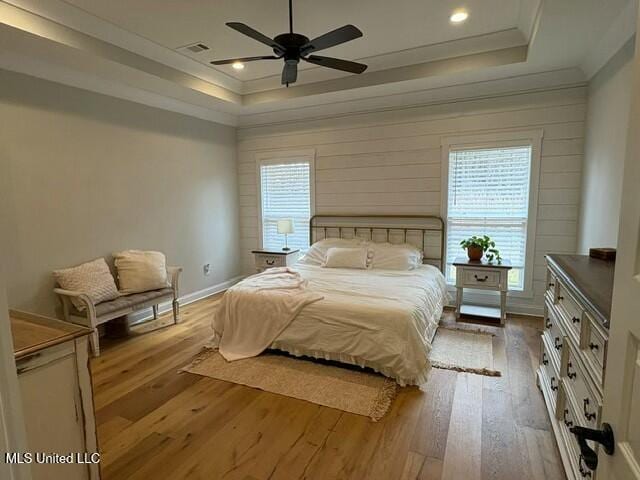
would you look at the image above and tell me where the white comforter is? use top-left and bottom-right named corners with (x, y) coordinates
top-left (271, 264), bottom-right (447, 385)
top-left (212, 264), bottom-right (448, 386)
top-left (213, 268), bottom-right (324, 361)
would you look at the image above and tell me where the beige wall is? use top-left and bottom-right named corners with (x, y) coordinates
top-left (238, 87), bottom-right (587, 315)
top-left (0, 69), bottom-right (240, 316)
top-left (577, 40), bottom-right (634, 253)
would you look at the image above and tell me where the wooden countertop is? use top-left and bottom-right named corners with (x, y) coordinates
top-left (546, 254), bottom-right (615, 328)
top-left (10, 310), bottom-right (92, 359)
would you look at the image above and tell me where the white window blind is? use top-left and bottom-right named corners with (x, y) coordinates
top-left (446, 146), bottom-right (532, 290)
top-left (260, 161), bottom-right (311, 251)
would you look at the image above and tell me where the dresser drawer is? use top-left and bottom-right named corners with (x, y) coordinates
top-left (558, 383), bottom-right (599, 480)
top-left (255, 254), bottom-right (287, 269)
top-left (461, 268), bottom-right (501, 288)
top-left (546, 269), bottom-right (558, 299)
top-left (557, 282), bottom-right (584, 343)
top-left (540, 335), bottom-right (561, 411)
top-left (581, 312), bottom-right (607, 388)
top-left (563, 342), bottom-right (601, 430)
top-left (544, 301), bottom-right (565, 366)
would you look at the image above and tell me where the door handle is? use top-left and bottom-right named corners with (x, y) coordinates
top-left (570, 423), bottom-right (615, 471)
top-left (554, 337), bottom-right (562, 351)
top-left (567, 361), bottom-right (577, 379)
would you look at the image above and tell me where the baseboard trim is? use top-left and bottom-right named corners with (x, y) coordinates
top-left (128, 275), bottom-right (245, 325)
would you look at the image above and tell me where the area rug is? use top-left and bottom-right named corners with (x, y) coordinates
top-left (429, 327), bottom-right (501, 377)
top-left (182, 349), bottom-right (397, 421)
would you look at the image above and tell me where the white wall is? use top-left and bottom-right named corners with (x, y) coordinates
top-left (238, 87), bottom-right (587, 315)
top-left (577, 39), bottom-right (635, 253)
top-left (0, 69), bottom-right (241, 316)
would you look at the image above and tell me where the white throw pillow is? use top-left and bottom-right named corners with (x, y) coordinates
top-left (53, 258), bottom-right (119, 310)
top-left (113, 250), bottom-right (170, 294)
top-left (322, 247), bottom-right (369, 269)
top-left (298, 238), bottom-right (366, 266)
top-left (369, 243), bottom-right (423, 270)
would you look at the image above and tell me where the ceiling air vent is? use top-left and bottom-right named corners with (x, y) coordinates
top-left (178, 42), bottom-right (210, 54)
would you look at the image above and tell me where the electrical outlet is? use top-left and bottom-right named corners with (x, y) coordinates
top-left (203, 263), bottom-right (211, 276)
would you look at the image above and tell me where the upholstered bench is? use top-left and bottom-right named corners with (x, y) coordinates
top-left (54, 266), bottom-right (182, 356)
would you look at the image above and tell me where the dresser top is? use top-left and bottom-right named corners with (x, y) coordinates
top-left (9, 310), bottom-right (92, 359)
top-left (546, 254), bottom-right (615, 328)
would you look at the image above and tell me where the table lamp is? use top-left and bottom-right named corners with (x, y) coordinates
top-left (277, 219), bottom-right (294, 251)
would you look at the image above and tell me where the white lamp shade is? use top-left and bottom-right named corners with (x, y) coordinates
top-left (277, 219), bottom-right (294, 234)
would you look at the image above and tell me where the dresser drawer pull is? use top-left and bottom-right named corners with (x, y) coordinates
top-left (548, 282), bottom-right (555, 287)
top-left (545, 318), bottom-right (552, 329)
top-left (542, 353), bottom-right (548, 366)
top-left (558, 295), bottom-right (564, 300)
top-left (266, 259), bottom-right (275, 266)
top-left (572, 316), bottom-right (581, 324)
top-left (554, 337), bottom-right (562, 351)
top-left (583, 398), bottom-right (597, 421)
top-left (567, 361), bottom-right (577, 380)
top-left (589, 342), bottom-right (600, 351)
top-left (473, 274), bottom-right (488, 282)
top-left (550, 377), bottom-right (558, 391)
top-left (563, 409), bottom-right (573, 427)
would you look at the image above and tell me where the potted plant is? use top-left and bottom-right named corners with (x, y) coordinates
top-left (460, 235), bottom-right (502, 263)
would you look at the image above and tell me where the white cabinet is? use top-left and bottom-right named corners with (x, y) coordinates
top-left (11, 310), bottom-right (100, 480)
top-left (538, 255), bottom-right (612, 480)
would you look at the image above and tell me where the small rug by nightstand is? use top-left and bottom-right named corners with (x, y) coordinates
top-left (181, 349), bottom-right (397, 421)
top-left (429, 327), bottom-right (501, 377)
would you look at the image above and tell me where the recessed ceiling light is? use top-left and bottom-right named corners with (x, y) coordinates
top-left (232, 61), bottom-right (245, 70)
top-left (450, 9), bottom-right (469, 24)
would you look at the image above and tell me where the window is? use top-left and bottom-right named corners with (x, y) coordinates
top-left (445, 145), bottom-right (533, 290)
top-left (258, 153), bottom-right (314, 251)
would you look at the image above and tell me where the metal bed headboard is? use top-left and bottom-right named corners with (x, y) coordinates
top-left (309, 214), bottom-right (446, 271)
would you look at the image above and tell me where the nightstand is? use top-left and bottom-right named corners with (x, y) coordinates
top-left (453, 256), bottom-right (512, 324)
top-left (252, 249), bottom-right (300, 272)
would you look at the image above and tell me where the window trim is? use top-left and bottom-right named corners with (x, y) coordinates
top-left (255, 149), bottom-right (316, 250)
top-left (440, 130), bottom-right (543, 298)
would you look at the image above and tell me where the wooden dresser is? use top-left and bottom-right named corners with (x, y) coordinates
top-left (538, 254), bottom-right (614, 480)
top-left (10, 310), bottom-right (100, 480)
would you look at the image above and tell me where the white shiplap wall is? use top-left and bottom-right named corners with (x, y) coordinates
top-left (237, 87), bottom-right (587, 314)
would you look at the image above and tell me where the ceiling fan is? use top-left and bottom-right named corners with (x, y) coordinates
top-left (211, 0), bottom-right (367, 86)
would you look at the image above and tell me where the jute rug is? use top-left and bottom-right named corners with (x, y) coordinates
top-left (429, 327), bottom-right (500, 377)
top-left (182, 349), bottom-right (397, 421)
top-left (181, 328), bottom-right (499, 421)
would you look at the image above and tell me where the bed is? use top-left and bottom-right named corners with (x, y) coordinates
top-left (213, 215), bottom-right (449, 386)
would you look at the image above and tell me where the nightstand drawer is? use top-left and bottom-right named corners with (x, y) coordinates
top-left (255, 254), bottom-right (286, 269)
top-left (461, 268), bottom-right (501, 288)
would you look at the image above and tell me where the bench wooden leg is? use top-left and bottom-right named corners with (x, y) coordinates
top-left (89, 329), bottom-right (100, 357)
top-left (152, 304), bottom-right (159, 320)
top-left (172, 300), bottom-right (180, 324)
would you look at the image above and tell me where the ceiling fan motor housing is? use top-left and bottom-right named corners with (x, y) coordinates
top-left (274, 33), bottom-right (310, 61)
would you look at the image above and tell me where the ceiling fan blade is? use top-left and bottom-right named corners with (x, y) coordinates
top-left (226, 22), bottom-right (285, 53)
top-left (301, 25), bottom-right (363, 55)
top-left (282, 62), bottom-right (298, 85)
top-left (303, 55), bottom-right (367, 74)
top-left (211, 55), bottom-right (280, 65)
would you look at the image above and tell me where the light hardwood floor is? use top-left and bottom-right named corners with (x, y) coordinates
top-left (92, 295), bottom-right (566, 480)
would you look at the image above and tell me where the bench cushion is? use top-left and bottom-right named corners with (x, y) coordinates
top-left (94, 288), bottom-right (174, 317)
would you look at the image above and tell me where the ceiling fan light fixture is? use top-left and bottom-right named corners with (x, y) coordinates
top-left (232, 61), bottom-right (245, 70)
top-left (450, 9), bottom-right (469, 24)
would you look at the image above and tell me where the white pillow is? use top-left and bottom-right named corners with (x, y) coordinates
top-left (369, 243), bottom-right (423, 270)
top-left (53, 258), bottom-right (119, 310)
top-left (322, 247), bottom-right (369, 269)
top-left (113, 250), bottom-right (170, 294)
top-left (298, 238), bottom-right (366, 266)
